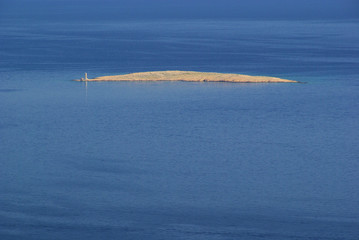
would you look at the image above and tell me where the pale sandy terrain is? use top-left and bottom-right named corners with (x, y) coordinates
top-left (77, 70), bottom-right (298, 83)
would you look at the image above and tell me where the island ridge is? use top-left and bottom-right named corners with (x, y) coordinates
top-left (76, 70), bottom-right (298, 83)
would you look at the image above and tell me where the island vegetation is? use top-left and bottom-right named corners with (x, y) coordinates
top-left (76, 70), bottom-right (298, 83)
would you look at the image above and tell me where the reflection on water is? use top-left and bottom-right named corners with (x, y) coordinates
top-left (1, 77), bottom-right (359, 239)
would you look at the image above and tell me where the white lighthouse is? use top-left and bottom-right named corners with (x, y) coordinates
top-left (85, 72), bottom-right (88, 81)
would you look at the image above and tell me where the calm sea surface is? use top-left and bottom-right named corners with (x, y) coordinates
top-left (0, 17), bottom-right (359, 239)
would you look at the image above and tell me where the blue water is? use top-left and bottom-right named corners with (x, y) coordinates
top-left (1, 17), bottom-right (359, 239)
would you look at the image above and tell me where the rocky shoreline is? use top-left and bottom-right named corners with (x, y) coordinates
top-left (75, 70), bottom-right (298, 83)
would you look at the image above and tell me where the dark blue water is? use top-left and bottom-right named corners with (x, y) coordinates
top-left (1, 17), bottom-right (359, 239)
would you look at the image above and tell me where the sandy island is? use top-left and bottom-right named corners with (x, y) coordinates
top-left (75, 70), bottom-right (298, 83)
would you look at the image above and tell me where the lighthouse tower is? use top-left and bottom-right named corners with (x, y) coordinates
top-left (85, 72), bottom-right (88, 81)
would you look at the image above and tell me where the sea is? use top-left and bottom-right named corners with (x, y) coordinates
top-left (0, 13), bottom-right (359, 240)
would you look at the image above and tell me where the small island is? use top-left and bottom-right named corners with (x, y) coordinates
top-left (75, 71), bottom-right (298, 83)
